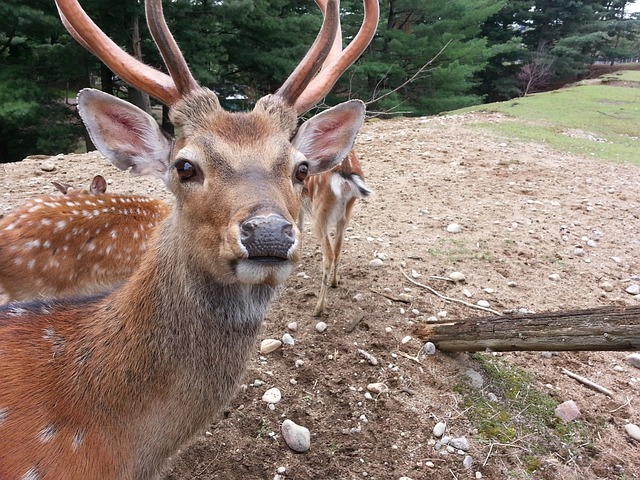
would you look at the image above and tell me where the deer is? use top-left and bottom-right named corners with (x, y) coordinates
top-left (299, 149), bottom-right (372, 315)
top-left (0, 0), bottom-right (379, 478)
top-left (0, 174), bottom-right (170, 302)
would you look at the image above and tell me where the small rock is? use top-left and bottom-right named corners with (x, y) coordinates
top-left (449, 271), bottom-right (466, 282)
top-left (624, 423), bottom-right (640, 441)
top-left (450, 436), bottom-right (470, 452)
top-left (548, 273), bottom-right (561, 281)
top-left (295, 359), bottom-right (305, 368)
top-left (315, 321), bottom-right (327, 333)
top-left (262, 387), bottom-right (282, 404)
top-left (555, 400), bottom-right (581, 422)
top-left (506, 281), bottom-right (517, 287)
top-left (281, 333), bottom-right (295, 345)
top-left (465, 369), bottom-right (484, 389)
top-left (437, 310), bottom-right (448, 318)
top-left (611, 256), bottom-right (622, 264)
top-left (625, 353), bottom-right (640, 369)
top-left (462, 289), bottom-right (473, 298)
top-left (446, 223), bottom-right (461, 233)
top-left (369, 258), bottom-right (384, 268)
top-left (463, 455), bottom-right (474, 469)
top-left (367, 382), bottom-right (388, 394)
top-left (625, 284), bottom-right (640, 295)
top-left (288, 321), bottom-right (298, 332)
top-left (397, 293), bottom-right (412, 302)
top-left (357, 348), bottom-right (379, 366)
top-left (433, 422), bottom-right (446, 437)
top-left (599, 281), bottom-right (614, 292)
top-left (586, 239), bottom-right (598, 248)
top-left (411, 269), bottom-right (422, 278)
top-left (353, 293), bottom-right (366, 302)
top-left (260, 339), bottom-right (282, 354)
top-left (401, 335), bottom-right (412, 344)
top-left (477, 300), bottom-right (490, 308)
top-left (399, 477), bottom-right (414, 480)
top-left (40, 160), bottom-right (56, 172)
top-left (574, 247), bottom-right (586, 256)
top-left (421, 342), bottom-right (436, 355)
top-left (281, 419), bottom-right (311, 452)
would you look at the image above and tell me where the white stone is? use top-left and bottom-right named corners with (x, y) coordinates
top-left (548, 273), bottom-right (561, 281)
top-left (450, 436), bottom-right (470, 451)
top-left (281, 333), bottom-right (295, 345)
top-left (369, 258), bottom-right (384, 268)
top-left (449, 271), bottom-right (466, 282)
top-left (366, 382), bottom-right (388, 394)
top-left (41, 160), bottom-right (56, 172)
top-left (401, 335), bottom-right (412, 344)
top-left (433, 422), bottom-right (446, 437)
top-left (281, 419), bottom-right (311, 452)
top-left (599, 281), bottom-right (614, 292)
top-left (262, 387), bottom-right (282, 404)
top-left (397, 293), bottom-right (412, 302)
top-left (315, 321), bottom-right (328, 333)
top-left (446, 223), bottom-right (461, 233)
top-left (624, 423), bottom-right (640, 441)
top-left (625, 284), bottom-right (640, 295)
top-left (477, 300), bottom-right (490, 308)
top-left (288, 321), bottom-right (298, 332)
top-left (625, 353), bottom-right (640, 369)
top-left (421, 342), bottom-right (436, 355)
top-left (260, 339), bottom-right (282, 354)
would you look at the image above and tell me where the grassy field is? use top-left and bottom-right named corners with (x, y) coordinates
top-left (451, 70), bottom-right (640, 165)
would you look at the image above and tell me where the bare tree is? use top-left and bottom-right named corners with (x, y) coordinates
top-left (518, 45), bottom-right (555, 96)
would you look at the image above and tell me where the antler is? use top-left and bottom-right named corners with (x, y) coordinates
top-left (283, 0), bottom-right (380, 115)
top-left (55, 0), bottom-right (198, 106)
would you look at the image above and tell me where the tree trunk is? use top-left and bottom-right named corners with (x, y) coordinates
top-left (128, 13), bottom-right (152, 114)
top-left (413, 306), bottom-right (640, 352)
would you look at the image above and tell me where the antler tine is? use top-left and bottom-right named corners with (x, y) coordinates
top-left (274, 0), bottom-right (340, 109)
top-left (294, 0), bottom-right (380, 115)
top-left (55, 0), bottom-right (180, 105)
top-left (145, 0), bottom-right (199, 98)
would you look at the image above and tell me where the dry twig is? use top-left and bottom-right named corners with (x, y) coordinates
top-left (561, 368), bottom-right (614, 397)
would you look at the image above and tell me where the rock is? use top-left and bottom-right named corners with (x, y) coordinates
top-left (367, 382), bottom-right (388, 394)
top-left (40, 160), bottom-right (56, 172)
top-left (287, 321), bottom-right (298, 332)
top-left (433, 422), bottom-right (446, 437)
top-left (369, 258), bottom-right (384, 268)
top-left (548, 273), bottom-right (561, 281)
top-left (357, 348), bottom-right (379, 366)
top-left (624, 423), bottom-right (640, 441)
top-left (449, 271), bottom-right (466, 282)
top-left (599, 281), bottom-right (614, 292)
top-left (281, 333), bottom-right (295, 346)
top-left (446, 223), bottom-right (461, 233)
top-left (450, 436), bottom-right (470, 452)
top-left (401, 335), bottom-right (412, 344)
top-left (463, 455), bottom-right (474, 469)
top-left (625, 284), bottom-right (640, 295)
top-left (352, 292), bottom-right (365, 302)
top-left (477, 300), bottom-right (491, 308)
top-left (315, 321), bottom-right (327, 333)
top-left (281, 419), bottom-right (311, 452)
top-left (555, 400), bottom-right (581, 422)
top-left (397, 293), bottom-right (412, 302)
top-left (421, 342), bottom-right (436, 355)
top-left (260, 339), bottom-right (282, 354)
top-left (464, 369), bottom-right (483, 389)
top-left (262, 387), bottom-right (282, 404)
top-left (625, 353), bottom-right (640, 369)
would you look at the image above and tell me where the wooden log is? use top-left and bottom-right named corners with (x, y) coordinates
top-left (413, 305), bottom-right (640, 352)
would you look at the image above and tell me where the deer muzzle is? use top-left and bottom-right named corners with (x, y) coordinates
top-left (239, 214), bottom-right (296, 261)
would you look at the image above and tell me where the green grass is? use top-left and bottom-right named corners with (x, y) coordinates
top-left (450, 70), bottom-right (640, 165)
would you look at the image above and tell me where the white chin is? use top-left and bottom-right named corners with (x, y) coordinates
top-left (235, 259), bottom-right (294, 285)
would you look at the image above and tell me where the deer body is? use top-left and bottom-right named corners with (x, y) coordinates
top-left (0, 0), bottom-right (379, 477)
top-left (0, 183), bottom-right (169, 301)
top-left (301, 150), bottom-right (371, 315)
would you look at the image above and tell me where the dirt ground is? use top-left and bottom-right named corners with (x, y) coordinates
top-left (1, 108), bottom-right (639, 479)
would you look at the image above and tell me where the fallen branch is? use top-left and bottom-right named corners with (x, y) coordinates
top-left (399, 267), bottom-right (502, 316)
top-left (370, 288), bottom-right (411, 303)
top-left (562, 368), bottom-right (614, 397)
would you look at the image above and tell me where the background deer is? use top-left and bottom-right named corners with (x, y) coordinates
top-left (0, 174), bottom-right (170, 302)
top-left (300, 150), bottom-right (372, 315)
top-left (0, 0), bottom-right (378, 479)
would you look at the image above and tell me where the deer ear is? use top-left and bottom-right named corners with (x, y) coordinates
top-left (291, 100), bottom-right (365, 175)
top-left (77, 88), bottom-right (172, 179)
top-left (89, 175), bottom-right (108, 194)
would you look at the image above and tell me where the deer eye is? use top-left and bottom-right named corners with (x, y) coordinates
top-left (295, 162), bottom-right (309, 183)
top-left (175, 159), bottom-right (197, 181)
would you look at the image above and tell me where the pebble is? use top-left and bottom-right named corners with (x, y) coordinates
top-left (548, 273), bottom-right (561, 281)
top-left (367, 382), bottom-right (388, 394)
top-left (401, 335), bottom-right (412, 344)
top-left (262, 387), bottom-right (282, 404)
top-left (465, 369), bottom-right (484, 388)
top-left (574, 247), bottom-right (586, 256)
top-left (586, 239), bottom-right (598, 248)
top-left (599, 281), bottom-right (614, 292)
top-left (288, 321), bottom-right (298, 332)
top-left (462, 289), bottom-right (473, 298)
top-left (315, 321), bottom-right (327, 333)
top-left (281, 333), bottom-right (295, 346)
top-left (397, 293), bottom-right (412, 302)
top-left (353, 293), bottom-right (365, 302)
top-left (446, 223), bottom-right (461, 233)
top-left (40, 160), bottom-right (56, 171)
top-left (295, 359), bottom-right (305, 368)
top-left (449, 271), bottom-right (466, 282)
top-left (369, 258), bottom-right (384, 268)
top-left (421, 342), bottom-right (436, 355)
top-left (357, 348), bottom-right (379, 366)
top-left (260, 339), bottom-right (282, 354)
top-left (281, 419), bottom-right (311, 452)
top-left (433, 422), bottom-right (446, 437)
top-left (463, 455), bottom-right (474, 469)
top-left (450, 436), bottom-right (470, 452)
top-left (625, 284), bottom-right (640, 295)
top-left (555, 400), bottom-right (581, 422)
top-left (624, 423), bottom-right (640, 441)
top-left (477, 300), bottom-right (490, 308)
top-left (625, 353), bottom-right (640, 369)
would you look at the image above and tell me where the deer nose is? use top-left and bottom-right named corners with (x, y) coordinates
top-left (239, 214), bottom-right (296, 259)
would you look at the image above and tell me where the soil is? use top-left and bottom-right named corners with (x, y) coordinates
top-left (1, 107), bottom-right (639, 479)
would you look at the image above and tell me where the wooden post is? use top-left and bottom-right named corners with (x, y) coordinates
top-left (413, 305), bottom-right (640, 352)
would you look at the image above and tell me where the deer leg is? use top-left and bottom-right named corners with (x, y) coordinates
top-left (314, 226), bottom-right (334, 317)
top-left (330, 198), bottom-right (355, 288)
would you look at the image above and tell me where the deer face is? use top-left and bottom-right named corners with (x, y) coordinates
top-left (78, 88), bottom-right (364, 286)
